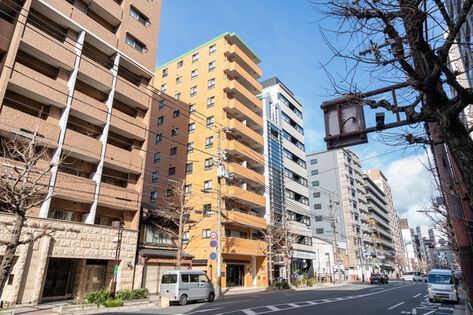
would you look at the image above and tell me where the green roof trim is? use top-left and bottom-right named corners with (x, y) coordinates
top-left (156, 32), bottom-right (261, 70)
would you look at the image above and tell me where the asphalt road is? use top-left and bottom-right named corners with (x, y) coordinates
top-left (105, 281), bottom-right (458, 315)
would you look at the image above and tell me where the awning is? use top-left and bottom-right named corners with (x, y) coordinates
top-left (139, 248), bottom-right (193, 259)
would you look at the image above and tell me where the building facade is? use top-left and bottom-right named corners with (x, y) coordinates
top-left (154, 33), bottom-right (268, 288)
top-left (261, 77), bottom-right (315, 279)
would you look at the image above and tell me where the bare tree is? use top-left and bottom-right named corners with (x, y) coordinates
top-left (0, 132), bottom-right (57, 297)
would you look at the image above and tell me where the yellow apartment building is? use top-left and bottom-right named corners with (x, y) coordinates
top-left (154, 33), bottom-right (268, 288)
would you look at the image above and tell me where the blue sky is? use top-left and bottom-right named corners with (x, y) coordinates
top-left (155, 0), bottom-right (434, 226)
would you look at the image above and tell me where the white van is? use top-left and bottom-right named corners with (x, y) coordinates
top-left (402, 271), bottom-right (414, 281)
top-left (427, 269), bottom-right (459, 303)
top-left (160, 270), bottom-right (215, 305)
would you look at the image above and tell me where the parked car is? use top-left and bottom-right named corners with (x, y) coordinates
top-left (370, 273), bottom-right (388, 284)
top-left (413, 271), bottom-right (424, 282)
top-left (427, 269), bottom-right (459, 303)
top-left (402, 271), bottom-right (414, 281)
top-left (421, 273), bottom-right (428, 282)
top-left (160, 270), bottom-right (215, 306)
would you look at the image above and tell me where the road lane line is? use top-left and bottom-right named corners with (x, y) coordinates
top-left (423, 311), bottom-right (435, 315)
top-left (413, 293), bottom-right (421, 298)
top-left (387, 302), bottom-right (405, 310)
top-left (242, 310), bottom-right (257, 315)
top-left (266, 306), bottom-right (279, 311)
top-left (412, 308), bottom-right (417, 314)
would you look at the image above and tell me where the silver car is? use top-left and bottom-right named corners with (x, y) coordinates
top-left (160, 270), bottom-right (215, 305)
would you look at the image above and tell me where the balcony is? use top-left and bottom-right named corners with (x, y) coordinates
top-left (224, 185), bottom-right (265, 209)
top-left (21, 22), bottom-right (76, 71)
top-left (0, 18), bottom-right (14, 52)
top-left (226, 163), bottom-right (264, 187)
top-left (54, 172), bottom-right (96, 203)
top-left (223, 210), bottom-right (266, 230)
top-left (114, 78), bottom-right (150, 110)
top-left (225, 61), bottom-right (262, 94)
top-left (63, 130), bottom-right (102, 162)
top-left (0, 106), bottom-right (60, 147)
top-left (78, 55), bottom-right (113, 91)
top-left (98, 183), bottom-right (140, 211)
top-left (222, 237), bottom-right (266, 256)
top-left (104, 144), bottom-right (143, 174)
top-left (88, 0), bottom-right (122, 26)
top-left (9, 63), bottom-right (68, 108)
top-left (223, 99), bottom-right (262, 128)
top-left (71, 90), bottom-right (108, 125)
top-left (70, 8), bottom-right (117, 47)
top-left (225, 44), bottom-right (262, 78)
top-left (227, 119), bottom-right (263, 149)
top-left (110, 109), bottom-right (146, 140)
top-left (224, 79), bottom-right (262, 113)
top-left (225, 139), bottom-right (264, 168)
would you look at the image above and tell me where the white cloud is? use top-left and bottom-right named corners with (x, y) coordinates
top-left (384, 153), bottom-right (435, 228)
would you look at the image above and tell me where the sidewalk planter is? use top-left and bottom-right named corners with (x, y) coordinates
top-left (52, 299), bottom-right (152, 314)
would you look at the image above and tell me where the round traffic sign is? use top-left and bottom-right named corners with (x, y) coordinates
top-left (210, 231), bottom-right (217, 239)
top-left (210, 240), bottom-right (217, 248)
top-left (210, 252), bottom-right (217, 260)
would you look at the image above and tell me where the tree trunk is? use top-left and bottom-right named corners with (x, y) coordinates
top-left (0, 213), bottom-right (25, 297)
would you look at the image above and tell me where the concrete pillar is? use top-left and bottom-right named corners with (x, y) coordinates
top-left (251, 256), bottom-right (256, 287)
top-left (31, 236), bottom-right (52, 305)
top-left (7, 243), bottom-right (31, 305)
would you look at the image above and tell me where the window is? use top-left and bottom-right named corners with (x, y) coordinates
top-left (184, 184), bottom-right (192, 194)
top-left (316, 228), bottom-right (324, 234)
top-left (152, 171), bottom-right (159, 183)
top-left (311, 169), bottom-right (318, 175)
top-left (129, 6), bottom-right (149, 25)
top-left (145, 225), bottom-right (173, 245)
top-left (312, 180), bottom-right (319, 186)
top-left (199, 274), bottom-right (209, 283)
top-left (162, 274), bottom-right (177, 284)
top-left (191, 69), bottom-right (198, 79)
top-left (206, 116), bottom-right (214, 127)
top-left (188, 122), bottom-right (195, 133)
top-left (168, 167), bottom-right (176, 176)
top-left (314, 204), bottom-right (322, 210)
top-left (209, 44), bottom-right (216, 54)
top-left (125, 34), bottom-right (146, 53)
top-left (315, 215), bottom-right (323, 221)
top-left (192, 53), bottom-right (199, 63)
top-left (155, 133), bottom-right (162, 144)
top-left (310, 159), bottom-right (318, 165)
top-left (205, 136), bottom-right (214, 148)
top-left (202, 229), bottom-right (211, 238)
top-left (204, 158), bottom-right (213, 169)
top-left (186, 163), bottom-right (193, 174)
top-left (159, 99), bottom-right (165, 109)
top-left (157, 116), bottom-right (164, 126)
top-left (150, 191), bottom-right (157, 202)
top-left (182, 232), bottom-right (189, 243)
top-left (189, 273), bottom-right (199, 283)
top-left (173, 110), bottom-right (180, 118)
top-left (313, 192), bottom-right (321, 198)
top-left (190, 86), bottom-right (197, 96)
top-left (208, 60), bottom-right (216, 71)
top-left (166, 188), bottom-right (173, 197)
top-left (189, 104), bottom-right (196, 114)
top-left (176, 76), bottom-right (182, 84)
top-left (160, 84), bottom-right (167, 92)
top-left (171, 128), bottom-right (179, 136)
top-left (187, 142), bottom-right (194, 153)
top-left (207, 96), bottom-right (215, 108)
top-left (208, 78), bottom-right (215, 89)
top-left (170, 147), bottom-right (177, 156)
top-left (154, 152), bottom-right (160, 163)
top-left (49, 210), bottom-right (73, 221)
top-left (161, 67), bottom-right (168, 78)
top-left (203, 180), bottom-right (212, 192)
top-left (177, 60), bottom-right (183, 68)
top-left (174, 92), bottom-right (181, 100)
top-left (303, 237), bottom-right (312, 246)
top-left (181, 274), bottom-right (189, 282)
top-left (203, 204), bottom-right (212, 215)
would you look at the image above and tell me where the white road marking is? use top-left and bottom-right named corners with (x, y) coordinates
top-left (413, 293), bottom-right (421, 298)
top-left (412, 308), bottom-right (417, 314)
top-left (387, 302), bottom-right (405, 310)
top-left (423, 311), bottom-right (436, 315)
top-left (242, 309), bottom-right (257, 315)
top-left (287, 303), bottom-right (299, 307)
top-left (266, 306), bottom-right (279, 311)
top-left (187, 308), bottom-right (223, 314)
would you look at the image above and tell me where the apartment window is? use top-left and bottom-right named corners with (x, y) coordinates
top-left (310, 159), bottom-right (318, 165)
top-left (182, 232), bottom-right (189, 243)
top-left (174, 93), bottom-right (181, 100)
top-left (202, 229), bottom-right (211, 238)
top-left (155, 133), bottom-right (162, 144)
top-left (189, 104), bottom-right (196, 114)
top-left (171, 128), bottom-right (179, 136)
top-left (187, 142), bottom-right (194, 153)
top-left (190, 69), bottom-right (198, 80)
top-left (311, 169), bottom-right (318, 175)
top-left (207, 96), bottom-right (215, 108)
top-left (188, 122), bottom-right (195, 133)
top-left (190, 86), bottom-right (197, 96)
top-left (184, 184), bottom-right (192, 195)
top-left (159, 99), bottom-right (165, 109)
top-left (207, 78), bottom-right (215, 89)
top-left (161, 67), bottom-right (168, 78)
top-left (313, 192), bottom-right (321, 198)
top-left (315, 215), bottom-right (323, 222)
top-left (208, 60), bottom-right (216, 72)
top-left (170, 147), bottom-right (177, 156)
top-left (173, 110), bottom-right (180, 118)
top-left (129, 6), bottom-right (149, 26)
top-left (176, 76), bottom-right (182, 84)
top-left (186, 163), bottom-right (193, 174)
top-left (157, 116), bottom-right (164, 126)
top-left (154, 152), bottom-right (160, 163)
top-left (203, 180), bottom-right (212, 192)
top-left (303, 237), bottom-right (312, 246)
top-left (316, 228), bottom-right (324, 234)
top-left (177, 60), bottom-right (183, 68)
top-left (203, 204), bottom-right (212, 215)
top-left (160, 84), bottom-right (167, 92)
top-left (314, 204), bottom-right (322, 210)
top-left (168, 167), bottom-right (176, 176)
top-left (150, 191), bottom-right (157, 202)
top-left (205, 136), bottom-right (214, 148)
top-left (206, 116), bottom-right (214, 127)
top-left (192, 53), bottom-right (199, 63)
top-left (125, 34), bottom-right (147, 53)
top-left (209, 44), bottom-right (216, 55)
top-left (151, 171), bottom-right (159, 183)
top-left (312, 180), bottom-right (319, 186)
top-left (204, 158), bottom-right (213, 169)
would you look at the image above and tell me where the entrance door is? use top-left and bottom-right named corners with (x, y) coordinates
top-left (226, 265), bottom-right (244, 287)
top-left (42, 259), bottom-right (73, 300)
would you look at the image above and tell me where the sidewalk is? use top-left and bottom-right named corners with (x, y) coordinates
top-left (293, 281), bottom-right (371, 291)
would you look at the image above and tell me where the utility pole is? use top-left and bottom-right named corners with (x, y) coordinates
top-left (329, 197), bottom-right (341, 283)
top-left (111, 221), bottom-right (124, 297)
